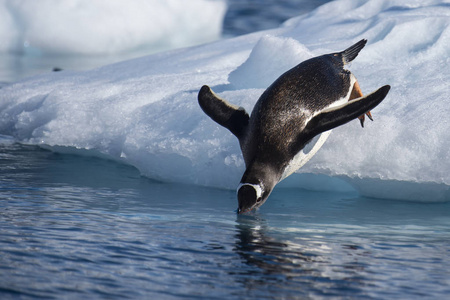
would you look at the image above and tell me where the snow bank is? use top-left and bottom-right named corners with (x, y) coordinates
top-left (0, 0), bottom-right (226, 55)
top-left (0, 0), bottom-right (449, 202)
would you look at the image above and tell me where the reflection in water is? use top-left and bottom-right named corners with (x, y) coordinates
top-left (233, 214), bottom-right (373, 297)
top-left (234, 215), bottom-right (321, 277)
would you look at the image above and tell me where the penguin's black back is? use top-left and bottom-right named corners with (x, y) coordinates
top-left (256, 54), bottom-right (350, 116)
top-left (243, 54), bottom-right (353, 169)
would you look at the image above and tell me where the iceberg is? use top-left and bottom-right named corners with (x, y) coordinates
top-left (0, 0), bottom-right (226, 55)
top-left (0, 0), bottom-right (449, 202)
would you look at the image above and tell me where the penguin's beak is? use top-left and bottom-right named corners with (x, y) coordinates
top-left (237, 207), bottom-right (253, 214)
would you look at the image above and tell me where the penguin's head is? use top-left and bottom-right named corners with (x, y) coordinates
top-left (237, 182), bottom-right (271, 214)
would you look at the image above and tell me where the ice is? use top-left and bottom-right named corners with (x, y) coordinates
top-left (228, 35), bottom-right (314, 89)
top-left (0, 0), bottom-right (449, 202)
top-left (0, 0), bottom-right (226, 55)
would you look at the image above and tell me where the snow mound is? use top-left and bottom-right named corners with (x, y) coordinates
top-left (228, 35), bottom-right (313, 89)
top-left (0, 0), bottom-right (449, 202)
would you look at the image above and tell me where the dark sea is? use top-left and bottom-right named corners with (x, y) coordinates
top-left (1, 1), bottom-right (450, 299)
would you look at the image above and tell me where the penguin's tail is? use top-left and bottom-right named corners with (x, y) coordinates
top-left (341, 39), bottom-right (367, 65)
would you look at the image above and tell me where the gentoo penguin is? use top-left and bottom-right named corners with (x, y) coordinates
top-left (198, 39), bottom-right (390, 213)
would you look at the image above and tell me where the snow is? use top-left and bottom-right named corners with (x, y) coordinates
top-left (0, 0), bottom-right (226, 55)
top-left (0, 0), bottom-right (449, 202)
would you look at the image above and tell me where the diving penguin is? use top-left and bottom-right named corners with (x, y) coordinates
top-left (198, 39), bottom-right (390, 213)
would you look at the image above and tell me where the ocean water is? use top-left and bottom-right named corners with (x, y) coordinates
top-left (223, 0), bottom-right (331, 37)
top-left (1, 141), bottom-right (450, 299)
top-left (1, 0), bottom-right (450, 299)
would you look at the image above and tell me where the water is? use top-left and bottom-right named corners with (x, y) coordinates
top-left (2, 1), bottom-right (450, 299)
top-left (223, 0), bottom-right (331, 37)
top-left (1, 142), bottom-right (450, 299)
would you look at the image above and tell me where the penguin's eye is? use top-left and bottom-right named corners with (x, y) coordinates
top-left (256, 197), bottom-right (262, 203)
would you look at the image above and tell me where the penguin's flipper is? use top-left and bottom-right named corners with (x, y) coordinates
top-left (198, 85), bottom-right (249, 139)
top-left (295, 85), bottom-right (390, 150)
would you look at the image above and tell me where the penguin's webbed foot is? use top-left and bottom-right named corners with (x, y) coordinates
top-left (358, 111), bottom-right (373, 128)
top-left (350, 80), bottom-right (374, 128)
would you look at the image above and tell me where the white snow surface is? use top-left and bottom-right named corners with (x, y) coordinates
top-left (0, 0), bottom-right (226, 55)
top-left (0, 0), bottom-right (449, 202)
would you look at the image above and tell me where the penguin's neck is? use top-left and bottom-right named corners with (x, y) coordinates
top-left (240, 160), bottom-right (280, 195)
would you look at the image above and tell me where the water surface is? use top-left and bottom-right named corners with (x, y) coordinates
top-left (1, 142), bottom-right (449, 299)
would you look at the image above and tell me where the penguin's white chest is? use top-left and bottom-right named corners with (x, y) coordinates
top-left (280, 131), bottom-right (332, 181)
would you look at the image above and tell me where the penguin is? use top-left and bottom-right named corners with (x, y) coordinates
top-left (198, 39), bottom-right (390, 214)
